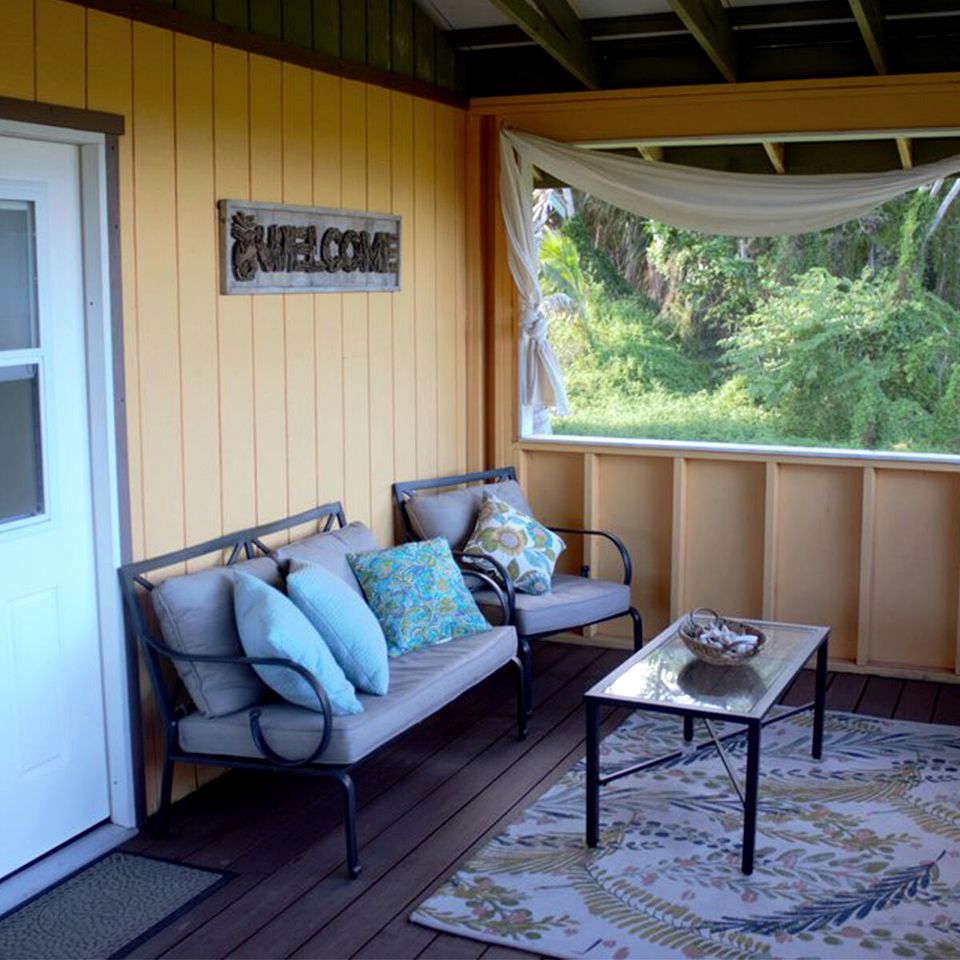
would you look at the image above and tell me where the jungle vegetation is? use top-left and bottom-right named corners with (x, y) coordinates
top-left (539, 177), bottom-right (960, 453)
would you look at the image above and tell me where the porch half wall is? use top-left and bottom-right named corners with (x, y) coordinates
top-left (0, 0), bottom-right (476, 810)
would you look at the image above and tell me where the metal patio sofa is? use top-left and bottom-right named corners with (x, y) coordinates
top-left (118, 502), bottom-right (524, 878)
top-left (392, 467), bottom-right (643, 714)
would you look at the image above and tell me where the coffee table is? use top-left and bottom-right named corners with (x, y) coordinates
top-left (583, 617), bottom-right (829, 874)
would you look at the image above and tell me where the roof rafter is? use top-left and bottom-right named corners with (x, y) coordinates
top-left (848, 0), bottom-right (887, 73)
top-left (896, 137), bottom-right (914, 169)
top-left (485, 0), bottom-right (601, 89)
top-left (665, 0), bottom-right (738, 82)
top-left (637, 145), bottom-right (665, 162)
top-left (763, 141), bottom-right (787, 174)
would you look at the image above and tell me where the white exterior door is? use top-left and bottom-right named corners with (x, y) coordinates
top-left (0, 137), bottom-right (110, 880)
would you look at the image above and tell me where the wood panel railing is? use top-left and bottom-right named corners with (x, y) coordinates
top-left (518, 438), bottom-right (960, 683)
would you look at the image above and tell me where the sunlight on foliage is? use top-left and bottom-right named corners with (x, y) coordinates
top-left (539, 179), bottom-right (960, 454)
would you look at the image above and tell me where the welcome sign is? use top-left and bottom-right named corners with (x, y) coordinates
top-left (218, 199), bottom-right (401, 294)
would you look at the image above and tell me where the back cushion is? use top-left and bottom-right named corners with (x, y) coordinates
top-left (274, 522), bottom-right (381, 595)
top-left (404, 479), bottom-right (534, 550)
top-left (152, 556), bottom-right (281, 717)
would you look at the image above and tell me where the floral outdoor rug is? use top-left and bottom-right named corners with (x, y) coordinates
top-left (411, 710), bottom-right (960, 959)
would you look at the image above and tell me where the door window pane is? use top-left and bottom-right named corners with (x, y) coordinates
top-left (0, 364), bottom-right (44, 523)
top-left (0, 201), bottom-right (38, 351)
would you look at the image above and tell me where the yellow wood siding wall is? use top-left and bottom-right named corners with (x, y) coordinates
top-left (0, 0), bottom-right (470, 806)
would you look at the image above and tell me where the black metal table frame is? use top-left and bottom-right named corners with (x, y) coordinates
top-left (585, 633), bottom-right (829, 875)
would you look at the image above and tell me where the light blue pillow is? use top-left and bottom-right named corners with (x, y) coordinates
top-left (286, 560), bottom-right (389, 695)
top-left (347, 538), bottom-right (489, 657)
top-left (232, 571), bottom-right (362, 715)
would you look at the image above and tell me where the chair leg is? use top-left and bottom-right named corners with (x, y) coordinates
top-left (629, 607), bottom-right (644, 652)
top-left (151, 755), bottom-right (174, 837)
top-left (333, 771), bottom-right (361, 878)
top-left (519, 636), bottom-right (533, 722)
top-left (512, 644), bottom-right (532, 741)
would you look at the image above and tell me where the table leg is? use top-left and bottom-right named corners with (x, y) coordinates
top-left (683, 714), bottom-right (694, 743)
top-left (585, 699), bottom-right (600, 848)
top-left (741, 720), bottom-right (761, 875)
top-left (813, 634), bottom-right (829, 760)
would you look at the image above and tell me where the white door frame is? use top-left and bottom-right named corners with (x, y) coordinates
top-left (0, 118), bottom-right (136, 832)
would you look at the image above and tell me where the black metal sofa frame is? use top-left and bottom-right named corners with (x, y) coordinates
top-left (118, 502), bottom-right (523, 878)
top-left (393, 467), bottom-right (643, 702)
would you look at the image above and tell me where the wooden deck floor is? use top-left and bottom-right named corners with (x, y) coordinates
top-left (124, 642), bottom-right (960, 960)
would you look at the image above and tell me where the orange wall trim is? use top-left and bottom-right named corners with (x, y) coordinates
top-left (471, 72), bottom-right (960, 142)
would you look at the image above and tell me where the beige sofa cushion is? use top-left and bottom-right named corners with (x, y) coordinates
top-left (151, 556), bottom-right (281, 717)
top-left (404, 480), bottom-right (533, 550)
top-left (177, 625), bottom-right (517, 765)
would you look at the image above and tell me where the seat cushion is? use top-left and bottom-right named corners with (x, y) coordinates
top-left (177, 626), bottom-right (517, 766)
top-left (151, 555), bottom-right (281, 717)
top-left (463, 492), bottom-right (565, 596)
top-left (287, 559), bottom-right (389, 695)
top-left (274, 522), bottom-right (380, 596)
top-left (404, 479), bottom-right (533, 550)
top-left (348, 538), bottom-right (489, 657)
top-left (234, 571), bottom-right (362, 715)
top-left (474, 574), bottom-right (631, 637)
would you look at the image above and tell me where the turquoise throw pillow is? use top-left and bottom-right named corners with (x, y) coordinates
top-left (347, 538), bottom-right (489, 657)
top-left (287, 560), bottom-right (389, 695)
top-left (233, 571), bottom-right (362, 715)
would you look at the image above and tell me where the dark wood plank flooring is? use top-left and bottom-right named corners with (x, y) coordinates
top-left (124, 644), bottom-right (959, 960)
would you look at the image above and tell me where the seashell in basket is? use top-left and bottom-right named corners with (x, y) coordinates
top-left (678, 608), bottom-right (766, 665)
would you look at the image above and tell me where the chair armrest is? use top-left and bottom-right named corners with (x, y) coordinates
top-left (138, 632), bottom-right (333, 766)
top-left (451, 553), bottom-right (514, 626)
top-left (547, 527), bottom-right (633, 586)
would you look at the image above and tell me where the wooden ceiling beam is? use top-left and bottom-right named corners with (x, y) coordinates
top-left (665, 0), bottom-right (738, 81)
top-left (896, 137), bottom-right (914, 169)
top-left (486, 0), bottom-right (601, 89)
top-left (848, 0), bottom-right (888, 73)
top-left (637, 145), bottom-right (665, 162)
top-left (763, 141), bottom-right (787, 173)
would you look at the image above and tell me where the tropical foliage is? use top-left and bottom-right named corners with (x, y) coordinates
top-left (540, 177), bottom-right (960, 453)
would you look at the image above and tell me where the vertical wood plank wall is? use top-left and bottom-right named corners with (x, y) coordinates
top-left (519, 442), bottom-right (960, 684)
top-left (0, 0), bottom-right (470, 807)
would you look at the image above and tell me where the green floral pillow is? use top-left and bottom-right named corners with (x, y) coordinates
top-left (463, 492), bottom-right (565, 596)
top-left (347, 538), bottom-right (489, 657)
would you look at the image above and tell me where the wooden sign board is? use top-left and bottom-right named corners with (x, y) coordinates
top-left (218, 199), bottom-right (401, 294)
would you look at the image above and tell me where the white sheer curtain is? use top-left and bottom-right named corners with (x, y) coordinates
top-left (499, 133), bottom-right (569, 435)
top-left (499, 129), bottom-right (960, 430)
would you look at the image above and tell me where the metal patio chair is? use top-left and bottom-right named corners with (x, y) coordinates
top-left (393, 467), bottom-right (643, 716)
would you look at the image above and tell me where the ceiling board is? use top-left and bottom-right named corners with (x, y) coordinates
top-left (418, 0), bottom-right (512, 30)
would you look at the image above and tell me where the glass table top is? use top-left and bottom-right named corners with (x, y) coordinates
top-left (588, 619), bottom-right (828, 720)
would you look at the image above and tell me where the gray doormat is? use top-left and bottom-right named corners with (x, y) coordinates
top-left (0, 850), bottom-right (232, 959)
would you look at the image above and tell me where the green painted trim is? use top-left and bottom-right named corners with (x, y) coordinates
top-left (214, 0), bottom-right (248, 29)
top-left (341, 0), bottom-right (366, 63)
top-left (283, 0), bottom-right (312, 47)
top-left (250, 0), bottom-right (282, 39)
top-left (413, 5), bottom-right (434, 84)
top-left (175, 0), bottom-right (212, 16)
top-left (367, 0), bottom-right (391, 71)
top-left (312, 0), bottom-right (339, 57)
top-left (391, 0), bottom-right (414, 76)
top-left (436, 32), bottom-right (457, 90)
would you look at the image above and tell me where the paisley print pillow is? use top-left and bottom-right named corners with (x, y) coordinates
top-left (462, 492), bottom-right (565, 596)
top-left (347, 538), bottom-right (489, 657)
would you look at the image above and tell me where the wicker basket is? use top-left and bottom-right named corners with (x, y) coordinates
top-left (678, 608), bottom-right (766, 666)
